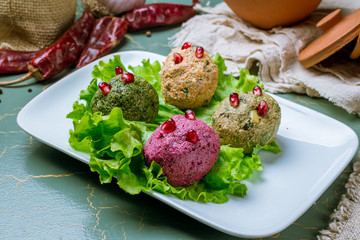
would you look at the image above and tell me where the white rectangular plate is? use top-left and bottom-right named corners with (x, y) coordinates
top-left (17, 51), bottom-right (359, 238)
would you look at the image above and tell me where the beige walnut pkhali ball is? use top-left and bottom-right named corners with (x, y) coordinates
top-left (160, 45), bottom-right (218, 110)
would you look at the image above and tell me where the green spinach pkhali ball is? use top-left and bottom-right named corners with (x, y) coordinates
top-left (211, 88), bottom-right (281, 154)
top-left (91, 74), bottom-right (159, 123)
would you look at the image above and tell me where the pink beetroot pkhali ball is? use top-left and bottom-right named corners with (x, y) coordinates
top-left (144, 115), bottom-right (220, 187)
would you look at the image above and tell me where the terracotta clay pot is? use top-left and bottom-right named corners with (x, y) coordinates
top-left (224, 0), bottom-right (322, 29)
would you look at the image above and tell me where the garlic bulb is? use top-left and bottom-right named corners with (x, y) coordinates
top-left (82, 0), bottom-right (145, 18)
top-left (100, 0), bottom-right (145, 15)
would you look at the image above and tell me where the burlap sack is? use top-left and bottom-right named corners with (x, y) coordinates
top-left (0, 0), bottom-right (77, 51)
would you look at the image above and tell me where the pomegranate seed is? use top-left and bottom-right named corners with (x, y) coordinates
top-left (185, 109), bottom-right (196, 120)
top-left (257, 100), bottom-right (269, 116)
top-left (229, 93), bottom-right (239, 108)
top-left (121, 72), bottom-right (135, 83)
top-left (115, 66), bottom-right (123, 75)
top-left (98, 81), bottom-right (111, 95)
top-left (181, 42), bottom-right (192, 49)
top-left (173, 52), bottom-right (183, 64)
top-left (187, 129), bottom-right (199, 144)
top-left (253, 85), bottom-right (263, 96)
top-left (195, 47), bottom-right (204, 58)
top-left (161, 118), bottom-right (176, 133)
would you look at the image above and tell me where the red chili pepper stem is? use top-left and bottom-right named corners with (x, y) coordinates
top-left (0, 64), bottom-right (44, 85)
top-left (0, 72), bottom-right (33, 86)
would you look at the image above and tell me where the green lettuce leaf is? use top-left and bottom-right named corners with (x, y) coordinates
top-left (67, 53), bottom-right (280, 204)
top-left (92, 55), bottom-right (127, 81)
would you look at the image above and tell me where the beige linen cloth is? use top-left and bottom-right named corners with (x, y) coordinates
top-left (318, 162), bottom-right (360, 240)
top-left (169, 1), bottom-right (360, 116)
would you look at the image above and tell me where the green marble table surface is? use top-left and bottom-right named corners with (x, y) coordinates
top-left (1, 0), bottom-right (359, 239)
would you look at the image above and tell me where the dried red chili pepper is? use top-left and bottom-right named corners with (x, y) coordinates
top-left (0, 49), bottom-right (44, 74)
top-left (0, 11), bottom-right (95, 86)
top-left (29, 11), bottom-right (95, 80)
top-left (125, 0), bottom-right (199, 32)
top-left (77, 16), bottom-right (128, 69)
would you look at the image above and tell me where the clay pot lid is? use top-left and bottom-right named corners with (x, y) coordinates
top-left (298, 8), bottom-right (360, 68)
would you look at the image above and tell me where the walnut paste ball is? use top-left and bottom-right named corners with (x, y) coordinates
top-left (160, 43), bottom-right (219, 109)
top-left (212, 88), bottom-right (281, 154)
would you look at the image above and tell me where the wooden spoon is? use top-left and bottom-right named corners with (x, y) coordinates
top-left (298, 8), bottom-right (360, 68)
